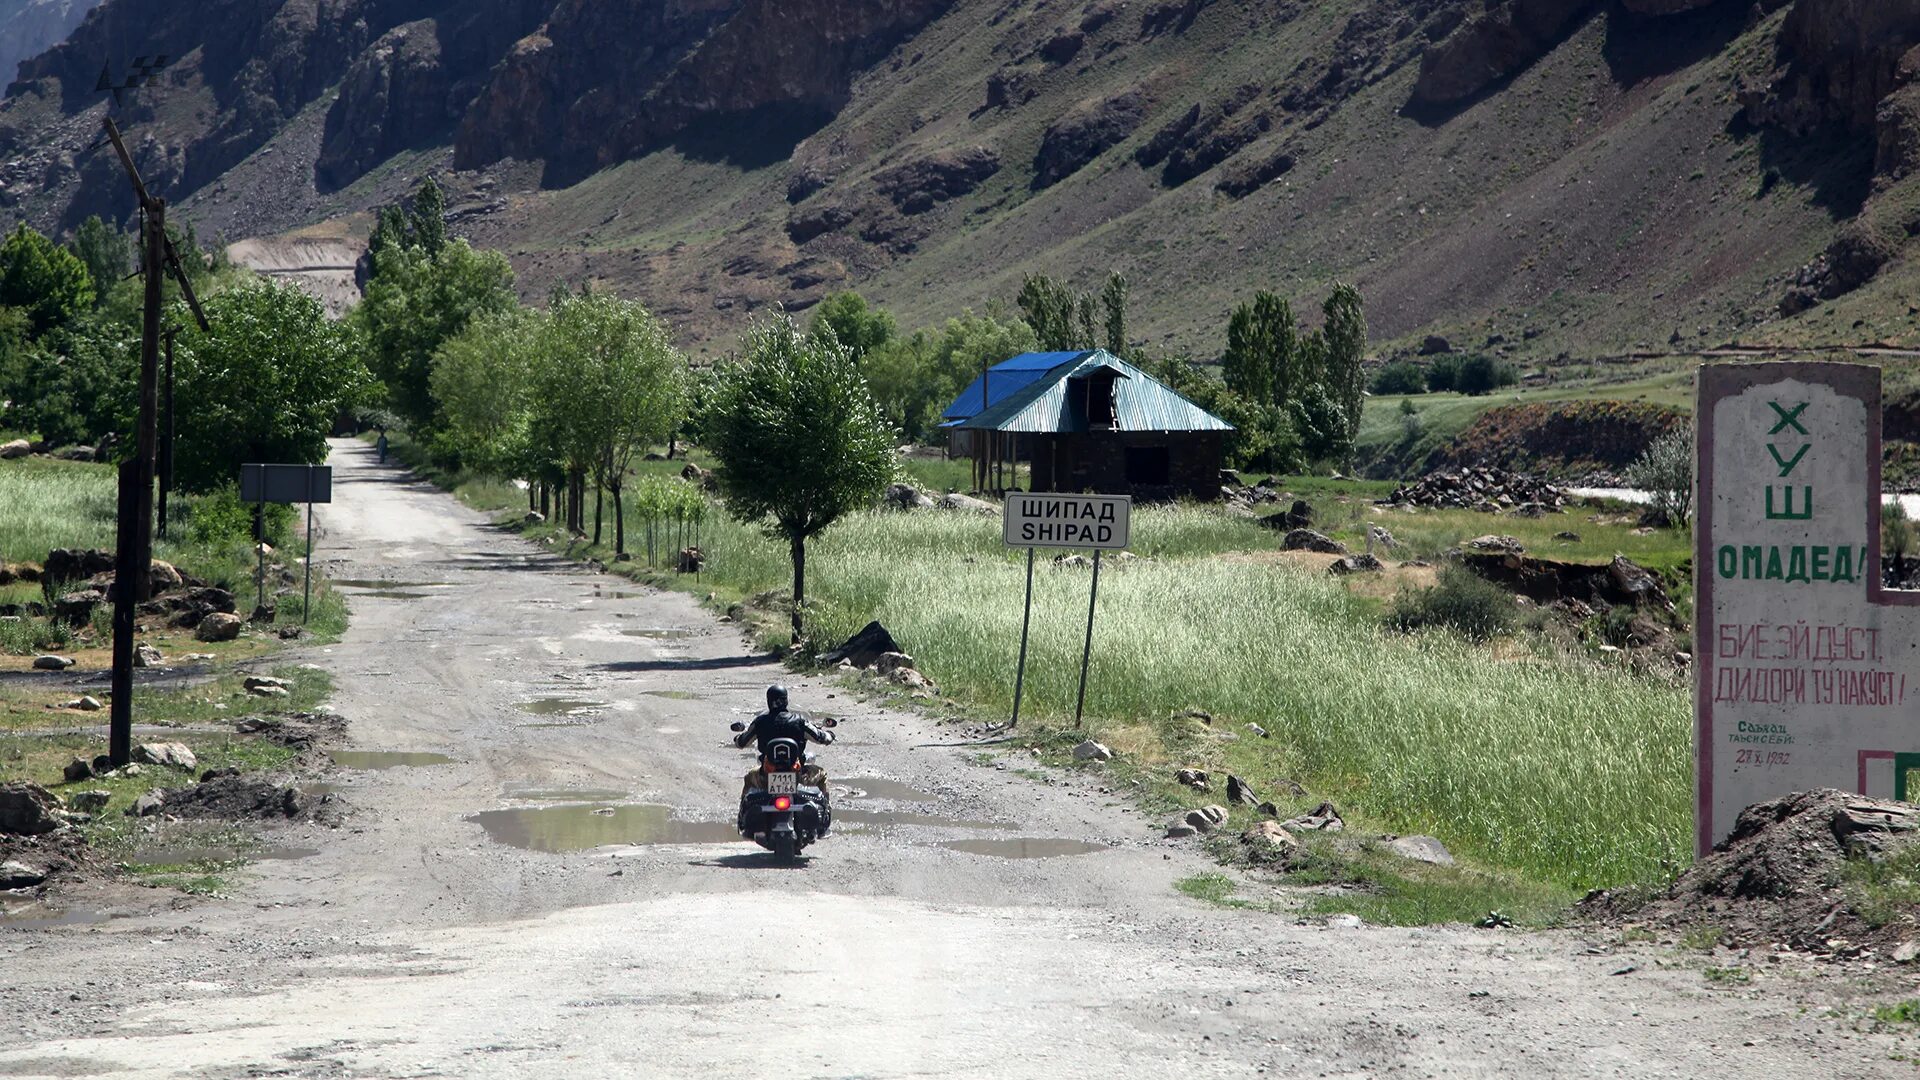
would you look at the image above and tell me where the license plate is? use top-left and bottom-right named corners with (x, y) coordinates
top-left (766, 771), bottom-right (798, 795)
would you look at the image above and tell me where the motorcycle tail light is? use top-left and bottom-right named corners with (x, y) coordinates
top-left (773, 796), bottom-right (792, 811)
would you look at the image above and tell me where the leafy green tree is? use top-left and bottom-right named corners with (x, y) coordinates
top-left (68, 216), bottom-right (129, 303)
top-left (1426, 354), bottom-right (1462, 392)
top-left (808, 291), bottom-right (895, 364)
top-left (0, 223), bottom-right (94, 337)
top-left (701, 315), bottom-right (896, 639)
top-left (1321, 282), bottom-right (1367, 444)
top-left (1624, 428), bottom-right (1693, 527)
top-left (864, 308), bottom-right (1037, 440)
top-left (9, 315), bottom-right (136, 447)
top-left (430, 307), bottom-right (543, 476)
top-left (1017, 273), bottom-right (1080, 351)
top-left (356, 238), bottom-right (515, 436)
top-left (1288, 381), bottom-right (1353, 465)
top-left (543, 290), bottom-right (688, 554)
top-left (411, 177), bottom-right (447, 257)
top-left (1101, 272), bottom-right (1129, 357)
top-left (169, 279), bottom-right (369, 492)
top-left (1220, 292), bottom-right (1299, 414)
top-left (1370, 362), bottom-right (1426, 395)
top-left (1453, 354), bottom-right (1517, 396)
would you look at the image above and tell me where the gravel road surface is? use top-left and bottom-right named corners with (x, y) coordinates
top-left (0, 439), bottom-right (1910, 1078)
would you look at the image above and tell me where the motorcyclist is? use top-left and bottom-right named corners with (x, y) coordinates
top-left (734, 685), bottom-right (834, 834)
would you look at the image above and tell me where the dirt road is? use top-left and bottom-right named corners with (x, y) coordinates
top-left (0, 439), bottom-right (1909, 1078)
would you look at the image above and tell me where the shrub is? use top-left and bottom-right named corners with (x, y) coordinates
top-left (1453, 354), bottom-right (1518, 396)
top-left (1623, 428), bottom-right (1693, 527)
top-left (186, 488), bottom-right (292, 548)
top-left (1426, 355), bottom-right (1461, 392)
top-left (1370, 361), bottom-right (1426, 396)
top-left (1387, 566), bottom-right (1518, 643)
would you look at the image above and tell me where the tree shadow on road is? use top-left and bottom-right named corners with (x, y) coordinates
top-left (593, 655), bottom-right (776, 673)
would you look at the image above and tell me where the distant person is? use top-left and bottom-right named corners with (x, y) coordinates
top-left (376, 428), bottom-right (389, 464)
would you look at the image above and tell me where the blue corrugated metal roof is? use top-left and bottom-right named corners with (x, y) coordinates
top-left (954, 350), bottom-right (1233, 434)
top-left (939, 351), bottom-right (1093, 422)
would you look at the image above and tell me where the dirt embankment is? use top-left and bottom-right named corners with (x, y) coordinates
top-left (1424, 401), bottom-right (1687, 483)
top-left (225, 237), bottom-right (364, 317)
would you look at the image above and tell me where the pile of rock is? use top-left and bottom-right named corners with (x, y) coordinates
top-left (1387, 468), bottom-right (1566, 513)
top-left (817, 621), bottom-right (938, 698)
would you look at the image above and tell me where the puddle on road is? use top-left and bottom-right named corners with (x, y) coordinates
top-left (126, 845), bottom-right (318, 867)
top-left (328, 750), bottom-right (457, 770)
top-left (0, 904), bottom-right (112, 929)
top-left (640, 689), bottom-right (701, 700)
top-left (834, 807), bottom-right (1016, 831)
top-left (935, 838), bottom-right (1110, 859)
top-left (468, 803), bottom-right (741, 852)
top-left (346, 590), bottom-right (434, 600)
top-left (591, 590), bottom-right (640, 600)
top-left (332, 579), bottom-right (451, 590)
top-left (621, 628), bottom-right (695, 639)
top-left (519, 698), bottom-right (609, 716)
top-left (502, 787), bottom-right (631, 802)
top-left (839, 777), bottom-right (934, 802)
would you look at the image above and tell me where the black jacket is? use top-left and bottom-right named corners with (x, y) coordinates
top-left (734, 709), bottom-right (834, 758)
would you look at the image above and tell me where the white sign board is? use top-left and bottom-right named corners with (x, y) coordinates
top-left (1694, 362), bottom-right (1918, 853)
top-left (1003, 493), bottom-right (1131, 550)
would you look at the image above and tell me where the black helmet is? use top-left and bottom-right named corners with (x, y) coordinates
top-left (766, 685), bottom-right (789, 712)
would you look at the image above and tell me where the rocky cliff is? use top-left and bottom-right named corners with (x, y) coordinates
top-left (1, 0), bottom-right (1917, 357)
top-left (0, 0), bottom-right (102, 88)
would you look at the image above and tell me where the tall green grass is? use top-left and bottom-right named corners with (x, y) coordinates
top-left (627, 503), bottom-right (1689, 888)
top-left (0, 458), bottom-right (119, 563)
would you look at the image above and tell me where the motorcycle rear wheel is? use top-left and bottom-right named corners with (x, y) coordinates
top-left (773, 832), bottom-right (797, 861)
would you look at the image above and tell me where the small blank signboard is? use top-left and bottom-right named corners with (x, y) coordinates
top-left (240, 463), bottom-right (332, 505)
top-left (1003, 493), bottom-right (1130, 549)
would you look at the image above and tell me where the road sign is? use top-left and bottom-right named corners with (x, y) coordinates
top-left (1001, 492), bottom-right (1132, 729)
top-left (1694, 362), bottom-right (1919, 853)
top-left (240, 463), bottom-right (332, 624)
top-left (1003, 493), bottom-right (1130, 549)
top-left (241, 463), bottom-right (331, 504)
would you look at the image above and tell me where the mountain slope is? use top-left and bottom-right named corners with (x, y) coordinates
top-left (0, 0), bottom-right (1914, 360)
top-left (0, 0), bottom-right (102, 88)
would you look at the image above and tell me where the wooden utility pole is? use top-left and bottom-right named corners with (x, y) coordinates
top-left (157, 326), bottom-right (176, 538)
top-left (100, 115), bottom-right (207, 767)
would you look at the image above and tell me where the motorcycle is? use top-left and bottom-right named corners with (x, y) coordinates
top-left (730, 716), bottom-right (836, 860)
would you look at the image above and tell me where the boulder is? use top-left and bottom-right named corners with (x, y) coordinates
top-left (818, 621), bottom-right (903, 669)
top-left (63, 695), bottom-right (102, 711)
top-left (0, 438), bottom-right (30, 459)
top-left (67, 790), bottom-right (110, 813)
top-left (1328, 553), bottom-right (1385, 576)
top-left (243, 675), bottom-right (289, 691)
top-left (1184, 804), bottom-right (1230, 833)
top-left (133, 644), bottom-right (164, 668)
top-left (1033, 88), bottom-right (1150, 188)
top-left (0, 781), bottom-right (63, 835)
top-left (1283, 801), bottom-right (1345, 833)
top-left (0, 860), bottom-right (46, 889)
top-left (1225, 774), bottom-right (1261, 806)
top-left (889, 666), bottom-right (937, 695)
top-left (1464, 535), bottom-right (1526, 554)
top-left (676, 547), bottom-right (705, 573)
top-left (523, 511), bottom-right (546, 525)
top-left (128, 790), bottom-right (167, 817)
top-left (62, 757), bottom-right (92, 783)
top-left (42, 548), bottom-right (115, 583)
top-left (249, 684), bottom-right (290, 698)
top-left (133, 742), bottom-right (198, 771)
top-left (873, 652), bottom-right (917, 677)
top-left (1175, 768), bottom-right (1210, 790)
top-left (1072, 739), bottom-right (1113, 761)
top-left (195, 612), bottom-right (244, 642)
top-left (1418, 334), bottom-right (1452, 355)
top-left (1165, 823), bottom-right (1198, 838)
top-left (1389, 835), bottom-right (1456, 865)
top-left (1258, 500), bottom-right (1316, 532)
top-left (31, 654), bottom-right (73, 671)
top-left (148, 559), bottom-right (183, 591)
top-left (872, 146), bottom-right (1001, 214)
top-left (53, 589), bottom-right (103, 624)
top-left (883, 482), bottom-right (936, 510)
top-left (937, 492), bottom-right (998, 515)
top-left (1282, 529), bottom-right (1347, 555)
top-left (1241, 820), bottom-right (1301, 862)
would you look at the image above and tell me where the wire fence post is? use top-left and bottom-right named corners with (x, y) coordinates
top-left (1009, 546), bottom-right (1036, 727)
top-left (1073, 549), bottom-right (1103, 728)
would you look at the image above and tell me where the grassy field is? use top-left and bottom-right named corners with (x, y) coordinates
top-left (417, 439), bottom-right (1692, 892)
top-left (0, 457), bottom-right (348, 647)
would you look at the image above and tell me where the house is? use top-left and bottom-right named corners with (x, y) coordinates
top-left (940, 350), bottom-right (1233, 500)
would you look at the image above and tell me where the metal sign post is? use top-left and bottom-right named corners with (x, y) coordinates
top-left (242, 463), bottom-right (333, 623)
top-left (1000, 493), bottom-right (1131, 728)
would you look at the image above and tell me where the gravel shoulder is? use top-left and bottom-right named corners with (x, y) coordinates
top-left (0, 438), bottom-right (1912, 1078)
